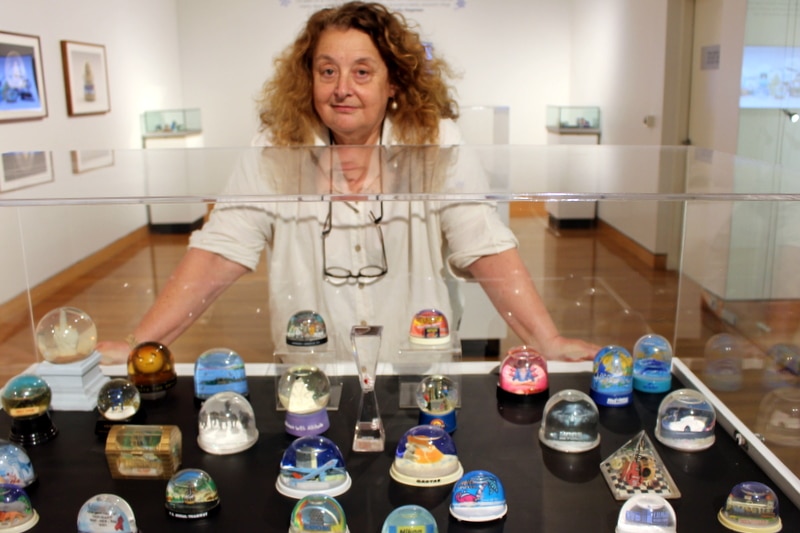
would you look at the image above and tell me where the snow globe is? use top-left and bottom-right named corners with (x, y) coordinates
top-left (703, 333), bottom-right (744, 392)
top-left (197, 391), bottom-right (258, 454)
top-left (165, 468), bottom-right (220, 519)
top-left (35, 306), bottom-right (98, 365)
top-left (416, 375), bottom-right (458, 433)
top-left (763, 344), bottom-right (800, 389)
top-left (287, 310), bottom-right (328, 347)
top-left (497, 346), bottom-right (549, 398)
top-left (193, 347), bottom-right (248, 404)
top-left (755, 387), bottom-right (800, 447)
top-left (616, 494), bottom-right (676, 532)
top-left (276, 435), bottom-right (351, 499)
top-left (0, 484), bottom-right (37, 532)
top-left (1, 374), bottom-right (58, 446)
top-left (632, 334), bottom-right (673, 393)
top-left (277, 365), bottom-right (331, 437)
top-left (290, 494), bottom-right (348, 532)
top-left (718, 481), bottom-right (782, 533)
top-left (0, 441), bottom-right (35, 488)
top-left (539, 389), bottom-right (600, 452)
top-left (381, 505), bottom-right (438, 533)
top-left (590, 345), bottom-right (633, 407)
top-left (655, 388), bottom-right (716, 451)
top-left (77, 494), bottom-right (137, 533)
top-left (409, 309), bottom-right (450, 346)
top-left (96, 378), bottom-right (141, 422)
top-left (127, 341), bottom-right (177, 400)
top-left (450, 470), bottom-right (507, 523)
top-left (390, 424), bottom-right (463, 487)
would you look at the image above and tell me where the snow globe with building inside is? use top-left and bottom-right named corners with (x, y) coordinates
top-left (165, 468), bottom-right (220, 519)
top-left (197, 391), bottom-right (258, 454)
top-left (276, 435), bottom-right (351, 499)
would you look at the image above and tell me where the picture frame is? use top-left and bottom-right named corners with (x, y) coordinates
top-left (0, 31), bottom-right (48, 122)
top-left (0, 151), bottom-right (53, 192)
top-left (71, 149), bottom-right (114, 174)
top-left (61, 40), bottom-right (110, 116)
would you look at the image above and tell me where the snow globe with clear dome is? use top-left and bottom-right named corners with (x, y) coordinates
top-left (197, 391), bottom-right (258, 454)
top-left (616, 494), bottom-right (676, 533)
top-left (409, 309), bottom-right (450, 346)
top-left (390, 424), bottom-right (463, 487)
top-left (165, 468), bottom-right (220, 519)
top-left (276, 435), bottom-right (351, 499)
top-left (703, 333), bottom-right (744, 392)
top-left (718, 481), bottom-right (782, 533)
top-left (290, 494), bottom-right (348, 532)
top-left (450, 470), bottom-right (508, 523)
top-left (95, 378), bottom-right (143, 435)
top-left (287, 310), bottom-right (328, 347)
top-left (1, 374), bottom-right (58, 446)
top-left (632, 334), bottom-right (673, 393)
top-left (382, 505), bottom-right (438, 533)
top-left (755, 387), bottom-right (800, 447)
top-left (539, 389), bottom-right (600, 453)
top-left (655, 388), bottom-right (716, 451)
top-left (416, 375), bottom-right (458, 433)
top-left (0, 441), bottom-right (35, 488)
top-left (77, 493), bottom-right (137, 533)
top-left (591, 345), bottom-right (633, 407)
top-left (193, 347), bottom-right (248, 405)
top-left (277, 365), bottom-right (331, 437)
top-left (0, 484), bottom-right (37, 532)
top-left (127, 341), bottom-right (177, 400)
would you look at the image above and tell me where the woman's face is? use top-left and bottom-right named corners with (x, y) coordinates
top-left (313, 28), bottom-right (396, 145)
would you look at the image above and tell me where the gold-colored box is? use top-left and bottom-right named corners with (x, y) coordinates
top-left (105, 425), bottom-right (182, 479)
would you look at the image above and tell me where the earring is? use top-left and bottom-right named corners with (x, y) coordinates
top-left (390, 99), bottom-right (398, 111)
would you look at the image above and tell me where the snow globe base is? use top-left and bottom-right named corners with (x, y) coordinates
top-left (285, 410), bottom-right (330, 437)
top-left (36, 351), bottom-right (109, 411)
top-left (390, 462), bottom-right (464, 487)
top-left (9, 414), bottom-right (58, 446)
top-left (276, 473), bottom-right (352, 500)
top-left (419, 410), bottom-right (456, 433)
top-left (591, 389), bottom-right (632, 407)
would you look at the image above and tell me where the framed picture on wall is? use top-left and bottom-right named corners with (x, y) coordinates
top-left (0, 151), bottom-right (53, 192)
top-left (0, 31), bottom-right (48, 122)
top-left (71, 149), bottom-right (114, 173)
top-left (61, 40), bottom-right (110, 116)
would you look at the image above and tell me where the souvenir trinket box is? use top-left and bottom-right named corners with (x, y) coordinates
top-left (77, 494), bottom-right (138, 533)
top-left (165, 468), bottom-right (220, 519)
top-left (105, 425), bottom-right (181, 479)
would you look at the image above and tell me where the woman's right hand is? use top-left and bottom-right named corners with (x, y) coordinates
top-left (95, 340), bottom-right (131, 365)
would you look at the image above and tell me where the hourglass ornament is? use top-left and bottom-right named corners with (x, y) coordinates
top-left (278, 366), bottom-right (331, 437)
top-left (1, 374), bottom-right (58, 446)
top-left (127, 341), bottom-right (177, 400)
top-left (416, 375), bottom-right (458, 433)
top-left (350, 325), bottom-right (385, 452)
top-left (77, 494), bottom-right (138, 533)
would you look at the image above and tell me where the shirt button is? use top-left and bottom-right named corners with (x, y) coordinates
top-left (360, 320), bottom-right (367, 326)
top-left (355, 244), bottom-right (361, 252)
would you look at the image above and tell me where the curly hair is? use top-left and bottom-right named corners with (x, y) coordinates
top-left (257, 1), bottom-right (459, 146)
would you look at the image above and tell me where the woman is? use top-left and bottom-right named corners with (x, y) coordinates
top-left (100, 2), bottom-right (598, 363)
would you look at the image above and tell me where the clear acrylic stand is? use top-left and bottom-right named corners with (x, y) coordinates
top-left (351, 325), bottom-right (385, 452)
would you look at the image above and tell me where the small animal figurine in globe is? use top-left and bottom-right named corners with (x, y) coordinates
top-left (287, 310), bottom-right (328, 347)
top-left (409, 309), bottom-right (450, 346)
top-left (755, 387), bottom-right (800, 447)
top-left (35, 306), bottom-right (98, 365)
top-left (616, 494), bottom-right (676, 533)
top-left (655, 388), bottom-right (716, 451)
top-left (0, 484), bottom-right (38, 532)
top-left (381, 505), bottom-right (438, 533)
top-left (632, 333), bottom-right (673, 393)
top-left (1, 374), bottom-right (58, 446)
top-left (165, 468), bottom-right (220, 519)
top-left (276, 435), bottom-right (351, 499)
top-left (390, 424), bottom-right (463, 487)
top-left (0, 440), bottom-right (36, 488)
top-left (77, 493), bottom-right (138, 533)
top-left (590, 345), bottom-right (634, 407)
top-left (277, 365), bottom-right (331, 437)
top-left (497, 345), bottom-right (549, 400)
top-left (702, 333), bottom-right (744, 392)
top-left (95, 378), bottom-right (143, 435)
top-left (290, 494), bottom-right (348, 533)
top-left (197, 391), bottom-right (258, 455)
top-left (539, 389), bottom-right (600, 453)
top-left (193, 347), bottom-right (248, 405)
top-left (718, 481), bottom-right (782, 533)
top-left (416, 375), bottom-right (458, 433)
top-left (127, 341), bottom-right (177, 400)
top-left (450, 470), bottom-right (508, 523)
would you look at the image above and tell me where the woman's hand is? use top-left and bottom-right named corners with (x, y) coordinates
top-left (541, 335), bottom-right (601, 362)
top-left (96, 340), bottom-right (131, 365)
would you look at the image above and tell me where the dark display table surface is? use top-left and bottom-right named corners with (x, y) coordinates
top-left (7, 371), bottom-right (800, 532)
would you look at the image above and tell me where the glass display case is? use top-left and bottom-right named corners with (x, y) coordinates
top-left (141, 108), bottom-right (201, 137)
top-left (546, 105), bottom-right (601, 133)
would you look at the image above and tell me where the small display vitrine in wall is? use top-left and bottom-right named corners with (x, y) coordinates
top-left (546, 105), bottom-right (601, 134)
top-left (142, 108), bottom-right (202, 137)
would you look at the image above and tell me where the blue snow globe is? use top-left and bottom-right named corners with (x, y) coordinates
top-left (718, 482), bottom-right (782, 533)
top-left (77, 494), bottom-right (137, 533)
top-left (617, 494), bottom-right (676, 532)
top-left (590, 345), bottom-right (633, 407)
top-left (390, 425), bottom-right (463, 487)
top-left (539, 389), bottom-right (600, 453)
top-left (290, 494), bottom-right (348, 532)
top-left (632, 334), bottom-right (673, 393)
top-left (276, 435), bottom-right (351, 499)
top-left (0, 441), bottom-right (35, 488)
top-left (193, 348), bottom-right (248, 403)
top-left (450, 470), bottom-right (507, 522)
top-left (655, 389), bottom-right (716, 451)
top-left (165, 468), bottom-right (220, 519)
top-left (382, 505), bottom-right (437, 533)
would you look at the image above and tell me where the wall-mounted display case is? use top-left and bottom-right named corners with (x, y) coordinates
top-left (546, 104), bottom-right (601, 133)
top-left (141, 108), bottom-right (202, 137)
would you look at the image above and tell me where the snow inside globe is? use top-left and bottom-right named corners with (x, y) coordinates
top-left (590, 345), bottom-right (633, 407)
top-left (35, 306), bottom-right (98, 365)
top-left (390, 424), bottom-right (463, 487)
top-left (655, 388), bottom-right (716, 451)
top-left (193, 347), bottom-right (248, 403)
top-left (77, 494), bottom-right (137, 533)
top-left (290, 494), bottom-right (348, 533)
top-left (165, 468), bottom-right (220, 519)
top-left (718, 481), bottom-right (782, 533)
top-left (96, 378), bottom-right (141, 421)
top-left (381, 505), bottom-right (438, 533)
top-left (703, 333), bottom-right (744, 392)
top-left (450, 470), bottom-right (507, 523)
top-left (277, 365), bottom-right (331, 437)
top-left (287, 310), bottom-right (328, 347)
top-left (1, 374), bottom-right (58, 446)
top-left (409, 309), bottom-right (450, 346)
top-left (197, 391), bottom-right (258, 454)
top-left (755, 387), bottom-right (800, 447)
top-left (127, 341), bottom-right (177, 400)
top-left (416, 375), bottom-right (458, 433)
top-left (632, 334), bottom-right (673, 393)
top-left (497, 345), bottom-right (548, 398)
top-left (616, 494), bottom-right (676, 533)
top-left (0, 441), bottom-right (35, 488)
top-left (0, 484), bottom-right (37, 532)
top-left (539, 389), bottom-right (600, 453)
top-left (276, 435), bottom-right (351, 499)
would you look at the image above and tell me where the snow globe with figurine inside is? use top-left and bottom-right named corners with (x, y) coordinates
top-left (277, 365), bottom-right (331, 437)
top-left (655, 388), bottom-right (716, 451)
top-left (197, 391), bottom-right (258, 454)
top-left (290, 494), bottom-right (349, 532)
top-left (276, 435), bottom-right (351, 499)
top-left (77, 493), bottom-right (137, 533)
top-left (390, 424), bottom-right (463, 487)
top-left (539, 389), bottom-right (600, 453)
